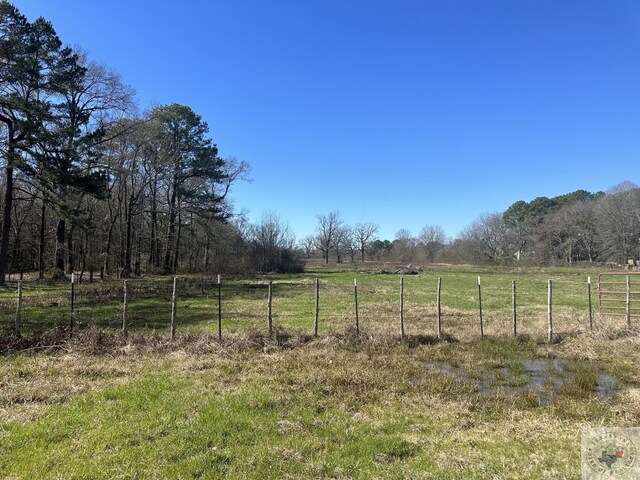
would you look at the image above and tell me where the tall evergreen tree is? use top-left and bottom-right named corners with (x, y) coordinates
top-left (151, 103), bottom-right (227, 273)
top-left (0, 2), bottom-right (85, 284)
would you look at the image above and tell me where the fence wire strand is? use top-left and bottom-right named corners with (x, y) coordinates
top-left (1, 275), bottom-right (635, 340)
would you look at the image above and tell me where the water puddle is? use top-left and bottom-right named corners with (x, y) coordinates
top-left (595, 373), bottom-right (617, 400)
top-left (523, 359), bottom-right (565, 389)
top-left (425, 358), bottom-right (617, 406)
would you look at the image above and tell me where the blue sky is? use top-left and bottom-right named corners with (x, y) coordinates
top-left (13, 0), bottom-right (640, 241)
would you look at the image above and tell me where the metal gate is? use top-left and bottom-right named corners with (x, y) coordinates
top-left (598, 272), bottom-right (640, 321)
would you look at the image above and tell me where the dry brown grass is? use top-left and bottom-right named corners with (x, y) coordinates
top-left (0, 350), bottom-right (160, 424)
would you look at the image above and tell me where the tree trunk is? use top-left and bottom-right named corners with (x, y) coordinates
top-left (79, 226), bottom-right (89, 283)
top-left (135, 197), bottom-right (143, 276)
top-left (118, 188), bottom-right (126, 272)
top-left (122, 195), bottom-right (134, 278)
top-left (149, 175), bottom-right (160, 268)
top-left (0, 128), bottom-right (16, 287)
top-left (67, 225), bottom-right (75, 275)
top-left (39, 197), bottom-right (46, 279)
top-left (11, 199), bottom-right (23, 275)
top-left (10, 218), bottom-right (19, 277)
top-left (102, 193), bottom-right (118, 278)
top-left (163, 171), bottom-right (179, 274)
top-left (173, 204), bottom-right (182, 273)
top-left (54, 218), bottom-right (65, 278)
top-left (135, 230), bottom-right (142, 276)
top-left (103, 221), bottom-right (114, 278)
top-left (188, 212), bottom-right (194, 269)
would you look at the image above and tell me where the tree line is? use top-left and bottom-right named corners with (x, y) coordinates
top-left (303, 183), bottom-right (638, 267)
top-left (0, 2), bottom-right (260, 282)
top-left (297, 213), bottom-right (447, 265)
top-left (456, 183), bottom-right (640, 266)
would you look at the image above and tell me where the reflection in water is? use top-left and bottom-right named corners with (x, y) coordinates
top-left (425, 358), bottom-right (617, 406)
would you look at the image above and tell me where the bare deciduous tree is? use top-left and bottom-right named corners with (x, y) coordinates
top-left (338, 226), bottom-right (359, 263)
top-left (418, 224), bottom-right (446, 262)
top-left (354, 222), bottom-right (379, 262)
top-left (314, 211), bottom-right (343, 264)
top-left (596, 182), bottom-right (640, 263)
top-left (299, 235), bottom-right (316, 259)
top-left (392, 229), bottom-right (416, 263)
top-left (460, 212), bottom-right (512, 262)
top-left (248, 211), bottom-right (299, 272)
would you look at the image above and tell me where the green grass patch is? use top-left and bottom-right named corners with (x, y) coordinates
top-left (1, 265), bottom-right (624, 339)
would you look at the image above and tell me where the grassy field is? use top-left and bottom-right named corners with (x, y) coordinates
top-left (1, 263), bottom-right (633, 340)
top-left (1, 264), bottom-right (639, 478)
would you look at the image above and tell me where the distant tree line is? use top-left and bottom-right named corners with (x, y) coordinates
top-left (298, 212), bottom-right (448, 265)
top-left (302, 183), bottom-right (637, 267)
top-left (454, 183), bottom-right (640, 266)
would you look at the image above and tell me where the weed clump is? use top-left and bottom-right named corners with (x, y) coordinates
top-left (0, 326), bottom-right (68, 354)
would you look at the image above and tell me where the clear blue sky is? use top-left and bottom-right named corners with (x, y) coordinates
top-left (13, 0), bottom-right (640, 241)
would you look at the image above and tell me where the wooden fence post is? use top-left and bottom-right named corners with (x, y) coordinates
top-left (314, 278), bottom-right (319, 337)
top-left (14, 280), bottom-right (22, 337)
top-left (437, 277), bottom-right (442, 339)
top-left (512, 280), bottom-right (517, 338)
top-left (400, 276), bottom-right (405, 340)
top-left (170, 277), bottom-right (177, 340)
top-left (547, 279), bottom-right (553, 343)
top-left (268, 280), bottom-right (273, 336)
top-left (217, 274), bottom-right (222, 340)
top-left (477, 276), bottom-right (483, 338)
top-left (70, 273), bottom-right (75, 337)
top-left (354, 278), bottom-right (359, 334)
top-left (587, 276), bottom-right (593, 331)
top-left (122, 280), bottom-right (128, 337)
top-left (626, 275), bottom-right (631, 328)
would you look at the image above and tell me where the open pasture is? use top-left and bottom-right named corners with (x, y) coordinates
top-left (1, 264), bottom-right (633, 342)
